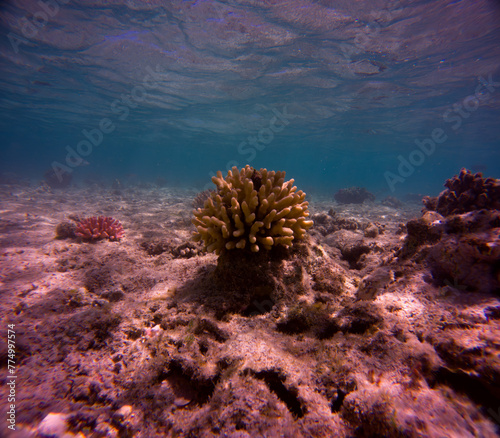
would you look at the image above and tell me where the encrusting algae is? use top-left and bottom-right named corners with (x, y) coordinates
top-left (192, 165), bottom-right (313, 254)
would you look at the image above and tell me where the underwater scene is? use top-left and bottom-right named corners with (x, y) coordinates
top-left (1, 0), bottom-right (500, 437)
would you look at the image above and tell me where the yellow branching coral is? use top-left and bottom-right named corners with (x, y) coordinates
top-left (192, 165), bottom-right (313, 254)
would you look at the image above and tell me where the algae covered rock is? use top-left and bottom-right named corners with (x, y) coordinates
top-left (423, 168), bottom-right (500, 216)
top-left (426, 210), bottom-right (500, 294)
top-left (192, 165), bottom-right (313, 254)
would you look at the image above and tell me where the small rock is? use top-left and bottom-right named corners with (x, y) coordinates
top-left (94, 421), bottom-right (118, 438)
top-left (55, 222), bottom-right (76, 239)
top-left (101, 290), bottom-right (124, 302)
top-left (356, 267), bottom-right (394, 300)
top-left (115, 405), bottom-right (132, 419)
top-left (325, 230), bottom-right (371, 269)
top-left (37, 413), bottom-right (69, 437)
top-left (112, 405), bottom-right (138, 434)
top-left (421, 211), bottom-right (445, 226)
top-left (364, 223), bottom-right (379, 238)
top-left (92, 299), bottom-right (108, 307)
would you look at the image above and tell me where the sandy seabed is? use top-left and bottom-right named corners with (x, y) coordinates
top-left (0, 182), bottom-right (499, 438)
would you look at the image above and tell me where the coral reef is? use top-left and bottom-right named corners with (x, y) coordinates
top-left (423, 168), bottom-right (500, 216)
top-left (3, 174), bottom-right (500, 437)
top-left (334, 186), bottom-right (375, 204)
top-left (75, 216), bottom-right (125, 241)
top-left (192, 165), bottom-right (313, 254)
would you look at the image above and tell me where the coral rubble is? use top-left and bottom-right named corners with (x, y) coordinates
top-left (310, 210), bottom-right (361, 236)
top-left (423, 168), bottom-right (500, 216)
top-left (334, 186), bottom-right (375, 204)
top-left (192, 165), bottom-right (313, 254)
top-left (75, 216), bottom-right (125, 241)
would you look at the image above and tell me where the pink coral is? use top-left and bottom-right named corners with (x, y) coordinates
top-left (75, 216), bottom-right (124, 241)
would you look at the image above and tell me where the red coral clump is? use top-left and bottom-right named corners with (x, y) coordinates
top-left (75, 216), bottom-right (124, 241)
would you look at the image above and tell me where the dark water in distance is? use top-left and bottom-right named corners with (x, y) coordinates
top-left (1, 0), bottom-right (499, 198)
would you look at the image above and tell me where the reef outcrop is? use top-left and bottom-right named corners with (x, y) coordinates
top-left (399, 169), bottom-right (500, 294)
top-left (426, 209), bottom-right (500, 294)
top-left (423, 168), bottom-right (500, 216)
top-left (192, 165), bottom-right (313, 254)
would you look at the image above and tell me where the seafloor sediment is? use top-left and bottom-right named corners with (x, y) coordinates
top-left (0, 181), bottom-right (499, 437)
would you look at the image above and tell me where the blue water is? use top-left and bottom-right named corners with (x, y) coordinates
top-left (1, 0), bottom-right (499, 198)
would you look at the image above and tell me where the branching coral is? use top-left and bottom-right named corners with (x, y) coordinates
top-left (192, 165), bottom-right (313, 254)
top-left (75, 216), bottom-right (125, 241)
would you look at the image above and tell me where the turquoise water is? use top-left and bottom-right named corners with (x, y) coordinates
top-left (1, 0), bottom-right (499, 198)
